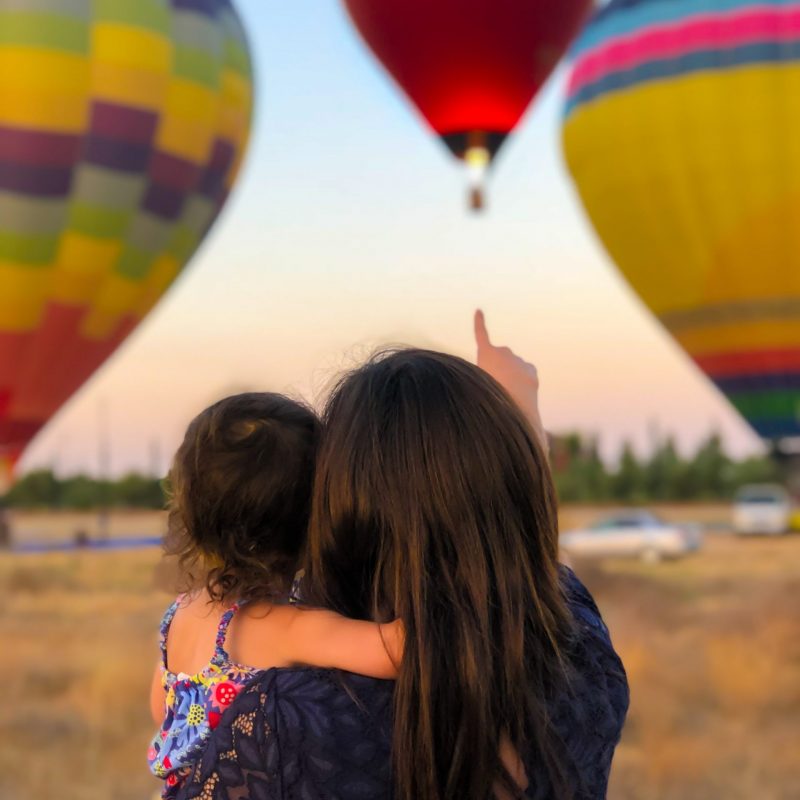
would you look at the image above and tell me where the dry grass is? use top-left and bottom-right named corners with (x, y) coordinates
top-left (2, 508), bottom-right (799, 799)
top-left (580, 533), bottom-right (800, 800)
top-left (1, 548), bottom-right (167, 800)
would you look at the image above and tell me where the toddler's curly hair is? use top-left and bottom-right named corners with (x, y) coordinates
top-left (164, 392), bottom-right (320, 604)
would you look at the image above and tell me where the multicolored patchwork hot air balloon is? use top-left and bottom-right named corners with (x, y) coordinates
top-left (0, 0), bottom-right (254, 480)
top-left (563, 0), bottom-right (800, 443)
top-left (343, 0), bottom-right (592, 209)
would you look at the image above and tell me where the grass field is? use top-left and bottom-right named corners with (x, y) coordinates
top-left (2, 507), bottom-right (799, 799)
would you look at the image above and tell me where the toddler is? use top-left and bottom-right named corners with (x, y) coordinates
top-left (147, 393), bottom-right (402, 796)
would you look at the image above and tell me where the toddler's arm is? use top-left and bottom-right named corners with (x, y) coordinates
top-left (149, 661), bottom-right (166, 726)
top-left (280, 608), bottom-right (404, 679)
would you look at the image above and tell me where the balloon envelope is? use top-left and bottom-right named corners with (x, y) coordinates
top-left (0, 0), bottom-right (254, 473)
top-left (343, 0), bottom-right (592, 204)
top-left (563, 0), bottom-right (800, 441)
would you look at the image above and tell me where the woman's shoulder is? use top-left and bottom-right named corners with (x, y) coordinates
top-left (560, 565), bottom-right (610, 633)
top-left (559, 564), bottom-right (628, 686)
top-left (550, 566), bottom-right (629, 796)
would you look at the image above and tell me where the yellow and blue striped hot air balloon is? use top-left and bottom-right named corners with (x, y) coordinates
top-left (563, 0), bottom-right (800, 443)
top-left (0, 0), bottom-right (254, 478)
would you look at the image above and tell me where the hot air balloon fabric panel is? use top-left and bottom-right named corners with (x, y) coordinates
top-left (0, 0), bottom-right (254, 469)
top-left (567, 0), bottom-right (800, 115)
top-left (343, 0), bottom-right (593, 161)
top-left (563, 0), bottom-right (800, 440)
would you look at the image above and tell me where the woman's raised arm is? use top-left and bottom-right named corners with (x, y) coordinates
top-left (474, 309), bottom-right (548, 451)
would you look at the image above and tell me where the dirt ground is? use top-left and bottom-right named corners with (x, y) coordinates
top-left (7, 509), bottom-right (168, 544)
top-left (2, 507), bottom-right (799, 799)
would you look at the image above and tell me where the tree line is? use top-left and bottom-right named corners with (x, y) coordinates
top-left (2, 470), bottom-right (165, 510)
top-left (1, 432), bottom-right (781, 509)
top-left (551, 432), bottom-right (780, 503)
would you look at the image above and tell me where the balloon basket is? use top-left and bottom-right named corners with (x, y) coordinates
top-left (465, 145), bottom-right (490, 213)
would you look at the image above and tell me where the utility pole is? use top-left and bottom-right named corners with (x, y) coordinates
top-left (148, 437), bottom-right (162, 479)
top-left (97, 399), bottom-right (111, 540)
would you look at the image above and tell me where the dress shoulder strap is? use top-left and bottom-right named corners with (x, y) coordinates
top-left (159, 594), bottom-right (185, 671)
top-left (212, 602), bottom-right (242, 663)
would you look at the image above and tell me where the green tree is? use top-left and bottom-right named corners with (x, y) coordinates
top-left (643, 437), bottom-right (683, 501)
top-left (5, 469), bottom-right (61, 508)
top-left (60, 475), bottom-right (101, 510)
top-left (553, 434), bottom-right (610, 502)
top-left (611, 442), bottom-right (645, 502)
top-left (728, 455), bottom-right (780, 490)
top-left (685, 432), bottom-right (732, 499)
top-left (110, 473), bottom-right (165, 508)
top-left (578, 438), bottom-right (610, 501)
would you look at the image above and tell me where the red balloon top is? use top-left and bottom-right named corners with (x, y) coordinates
top-left (344, 0), bottom-right (592, 154)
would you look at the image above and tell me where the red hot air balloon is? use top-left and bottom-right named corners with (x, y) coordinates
top-left (342, 0), bottom-right (592, 209)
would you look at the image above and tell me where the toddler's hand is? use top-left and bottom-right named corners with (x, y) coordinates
top-left (474, 309), bottom-right (547, 451)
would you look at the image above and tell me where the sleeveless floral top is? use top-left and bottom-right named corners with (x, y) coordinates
top-left (147, 597), bottom-right (260, 798)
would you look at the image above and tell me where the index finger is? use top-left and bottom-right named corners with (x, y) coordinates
top-left (474, 309), bottom-right (492, 350)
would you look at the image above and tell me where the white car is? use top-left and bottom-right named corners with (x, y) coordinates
top-left (732, 484), bottom-right (792, 535)
top-left (560, 510), bottom-right (702, 563)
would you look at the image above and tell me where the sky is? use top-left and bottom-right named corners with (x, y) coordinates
top-left (21, 0), bottom-right (764, 477)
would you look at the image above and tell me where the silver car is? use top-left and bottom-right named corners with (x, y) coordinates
top-left (732, 484), bottom-right (792, 535)
top-left (560, 510), bottom-right (702, 563)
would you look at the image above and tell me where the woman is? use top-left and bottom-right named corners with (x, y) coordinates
top-left (175, 312), bottom-right (628, 800)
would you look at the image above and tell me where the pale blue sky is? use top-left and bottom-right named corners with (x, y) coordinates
top-left (22, 0), bottom-right (761, 476)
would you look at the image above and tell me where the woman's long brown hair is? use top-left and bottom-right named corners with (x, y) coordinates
top-left (304, 349), bottom-right (573, 800)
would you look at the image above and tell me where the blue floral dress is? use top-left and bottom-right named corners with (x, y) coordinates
top-left (147, 597), bottom-right (260, 798)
